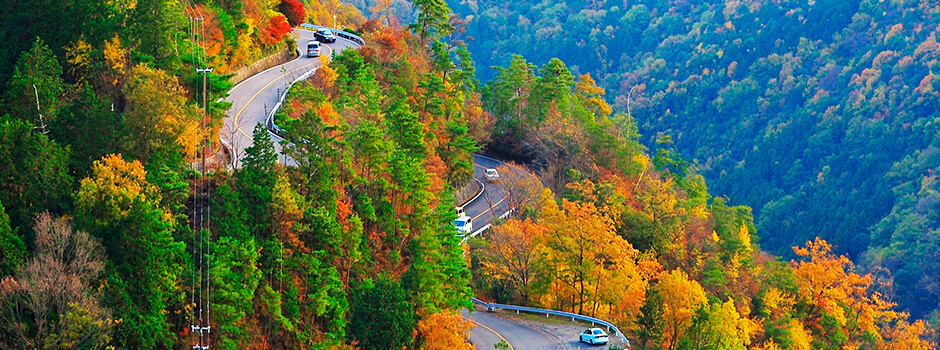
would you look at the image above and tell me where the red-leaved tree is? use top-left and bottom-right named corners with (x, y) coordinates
top-left (278, 0), bottom-right (306, 27)
top-left (261, 14), bottom-right (292, 45)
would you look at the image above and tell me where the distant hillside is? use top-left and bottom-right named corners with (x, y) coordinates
top-left (447, 0), bottom-right (940, 319)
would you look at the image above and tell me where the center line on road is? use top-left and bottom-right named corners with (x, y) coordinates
top-left (468, 318), bottom-right (515, 350)
top-left (232, 62), bottom-right (316, 139)
top-left (231, 43), bottom-right (335, 140)
top-left (473, 196), bottom-right (507, 221)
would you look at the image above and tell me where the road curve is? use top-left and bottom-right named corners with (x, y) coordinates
top-left (464, 154), bottom-right (511, 235)
top-left (462, 158), bottom-right (570, 348)
top-left (222, 29), bottom-right (358, 167)
top-left (463, 309), bottom-right (568, 349)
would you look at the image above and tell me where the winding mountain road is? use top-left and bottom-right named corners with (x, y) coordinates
top-left (221, 26), bottom-right (562, 349)
top-left (464, 154), bottom-right (512, 235)
top-left (222, 29), bottom-right (358, 167)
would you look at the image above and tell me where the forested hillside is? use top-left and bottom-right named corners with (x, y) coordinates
top-left (446, 0), bottom-right (940, 320)
top-left (468, 53), bottom-right (935, 349)
top-left (1, 0), bottom-right (938, 348)
top-left (0, 0), bottom-right (482, 348)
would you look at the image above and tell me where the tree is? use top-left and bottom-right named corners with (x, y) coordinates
top-left (658, 269), bottom-right (708, 350)
top-left (278, 0), bottom-right (306, 26)
top-left (410, 0), bottom-right (454, 40)
top-left (0, 114), bottom-right (72, 237)
top-left (128, 0), bottom-right (184, 68)
top-left (52, 82), bottom-right (121, 179)
top-left (480, 218), bottom-right (546, 303)
top-left (261, 13), bottom-right (292, 46)
top-left (495, 163), bottom-right (542, 216)
top-left (210, 176), bottom-right (262, 350)
top-left (237, 123), bottom-right (279, 236)
top-left (3, 37), bottom-right (65, 131)
top-left (790, 238), bottom-right (902, 348)
top-left (417, 310), bottom-right (474, 350)
top-left (74, 154), bottom-right (185, 349)
top-left (0, 213), bottom-right (112, 349)
top-left (348, 277), bottom-right (416, 350)
top-left (536, 189), bottom-right (641, 316)
top-left (0, 201), bottom-right (24, 277)
top-left (533, 58), bottom-right (575, 115)
top-left (637, 286), bottom-right (665, 350)
top-left (880, 319), bottom-right (936, 349)
top-left (573, 73), bottom-right (611, 119)
top-left (121, 64), bottom-right (200, 165)
top-left (680, 298), bottom-right (755, 350)
top-left (0, 0), bottom-right (116, 86)
top-left (483, 55), bottom-right (537, 137)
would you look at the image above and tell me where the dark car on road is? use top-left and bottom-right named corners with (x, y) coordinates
top-left (314, 29), bottom-right (337, 43)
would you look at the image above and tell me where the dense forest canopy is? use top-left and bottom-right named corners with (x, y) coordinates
top-left (0, 0), bottom-right (937, 348)
top-left (445, 0), bottom-right (940, 321)
top-left (0, 0), bottom-right (479, 348)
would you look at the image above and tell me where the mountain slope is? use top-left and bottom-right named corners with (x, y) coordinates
top-left (446, 0), bottom-right (940, 319)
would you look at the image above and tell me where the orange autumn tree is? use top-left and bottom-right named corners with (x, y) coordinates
top-left (478, 218), bottom-right (546, 303)
top-left (790, 238), bottom-right (902, 348)
top-left (417, 310), bottom-right (475, 350)
top-left (880, 319), bottom-right (936, 349)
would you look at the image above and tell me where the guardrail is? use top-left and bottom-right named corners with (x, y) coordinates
top-left (300, 23), bottom-right (365, 46)
top-left (266, 24), bottom-right (365, 140)
top-left (461, 207), bottom-right (511, 244)
top-left (470, 298), bottom-right (630, 347)
top-left (264, 67), bottom-right (320, 140)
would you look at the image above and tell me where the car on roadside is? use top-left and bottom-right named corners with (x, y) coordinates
top-left (485, 168), bottom-right (499, 182)
top-left (579, 328), bottom-right (609, 345)
top-left (306, 40), bottom-right (321, 57)
top-left (455, 215), bottom-right (472, 236)
top-left (314, 29), bottom-right (337, 43)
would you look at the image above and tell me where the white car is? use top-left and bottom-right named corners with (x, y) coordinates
top-left (485, 168), bottom-right (499, 182)
top-left (306, 40), bottom-right (321, 57)
top-left (455, 215), bottom-right (472, 236)
top-left (579, 328), bottom-right (609, 345)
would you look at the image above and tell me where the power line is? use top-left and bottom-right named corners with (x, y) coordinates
top-left (180, 1), bottom-right (212, 348)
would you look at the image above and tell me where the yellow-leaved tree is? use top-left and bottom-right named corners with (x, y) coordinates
top-left (658, 269), bottom-right (707, 350)
top-left (535, 188), bottom-right (642, 318)
top-left (122, 65), bottom-right (201, 163)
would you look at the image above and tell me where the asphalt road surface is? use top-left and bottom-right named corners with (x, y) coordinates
top-left (462, 309), bottom-right (568, 350)
top-left (463, 154), bottom-right (511, 237)
top-left (222, 28), bottom-right (358, 168)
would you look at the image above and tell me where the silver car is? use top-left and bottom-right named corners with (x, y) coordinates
top-left (306, 41), bottom-right (321, 57)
